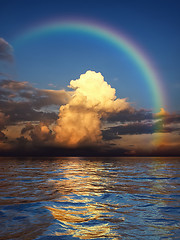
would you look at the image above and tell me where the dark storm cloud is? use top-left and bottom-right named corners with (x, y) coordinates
top-left (103, 122), bottom-right (155, 136)
top-left (32, 89), bottom-right (71, 110)
top-left (0, 79), bottom-right (70, 108)
top-left (102, 119), bottom-right (180, 139)
top-left (104, 108), bottom-right (160, 140)
top-left (0, 141), bottom-right (129, 157)
top-left (102, 108), bottom-right (180, 141)
top-left (102, 130), bottom-right (122, 141)
top-left (106, 109), bottom-right (153, 123)
top-left (0, 100), bottom-right (58, 123)
top-left (153, 112), bottom-right (180, 133)
top-left (163, 113), bottom-right (180, 125)
top-left (0, 38), bottom-right (13, 62)
top-left (0, 79), bottom-right (71, 124)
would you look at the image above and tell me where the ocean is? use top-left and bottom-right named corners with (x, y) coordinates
top-left (0, 157), bottom-right (179, 240)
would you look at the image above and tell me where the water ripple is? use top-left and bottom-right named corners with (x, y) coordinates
top-left (0, 157), bottom-right (179, 239)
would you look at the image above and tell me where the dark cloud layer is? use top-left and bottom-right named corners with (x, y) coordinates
top-left (0, 79), bottom-right (71, 124)
top-left (1, 139), bottom-right (180, 157)
top-left (0, 142), bottom-right (128, 157)
top-left (163, 114), bottom-right (180, 125)
top-left (106, 109), bottom-right (153, 123)
top-left (103, 122), bottom-right (154, 137)
top-left (102, 118), bottom-right (180, 139)
top-left (102, 130), bottom-right (122, 141)
top-left (0, 79), bottom-right (70, 108)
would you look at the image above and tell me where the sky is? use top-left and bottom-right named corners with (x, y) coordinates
top-left (0, 0), bottom-right (180, 156)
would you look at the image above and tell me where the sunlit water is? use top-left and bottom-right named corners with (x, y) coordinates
top-left (0, 157), bottom-right (179, 240)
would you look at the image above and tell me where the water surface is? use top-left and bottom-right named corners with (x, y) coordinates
top-left (0, 157), bottom-right (179, 239)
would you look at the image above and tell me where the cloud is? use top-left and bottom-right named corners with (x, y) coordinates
top-left (21, 123), bottom-right (34, 135)
top-left (103, 107), bottom-right (180, 140)
top-left (0, 131), bottom-right (7, 141)
top-left (134, 133), bottom-right (180, 156)
top-left (102, 130), bottom-right (122, 141)
top-left (0, 72), bottom-right (180, 156)
top-left (0, 79), bottom-right (31, 91)
top-left (154, 143), bottom-right (180, 156)
top-left (0, 111), bottom-right (9, 145)
top-left (102, 116), bottom-right (180, 140)
top-left (0, 79), bottom-right (71, 124)
top-left (29, 123), bottom-right (54, 144)
top-left (15, 122), bottom-right (55, 153)
top-left (0, 100), bottom-right (58, 123)
top-left (0, 78), bottom-right (72, 149)
top-left (103, 122), bottom-right (155, 137)
top-left (153, 109), bottom-right (180, 133)
top-left (163, 113), bottom-right (180, 125)
top-left (106, 108), bottom-right (153, 123)
top-left (33, 89), bottom-right (71, 109)
top-left (0, 38), bottom-right (13, 62)
top-left (48, 83), bottom-right (56, 88)
top-left (0, 79), bottom-right (71, 107)
top-left (54, 70), bottom-right (130, 146)
top-left (154, 108), bottom-right (169, 118)
top-left (0, 111), bottom-right (9, 130)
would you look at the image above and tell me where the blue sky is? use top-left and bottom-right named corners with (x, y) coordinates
top-left (0, 0), bottom-right (180, 112)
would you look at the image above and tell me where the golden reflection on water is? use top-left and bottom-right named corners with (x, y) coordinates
top-left (45, 158), bottom-right (124, 239)
top-left (46, 204), bottom-right (123, 239)
top-left (47, 206), bottom-right (114, 238)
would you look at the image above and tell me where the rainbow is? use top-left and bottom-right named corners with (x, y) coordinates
top-left (12, 19), bottom-right (166, 113)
